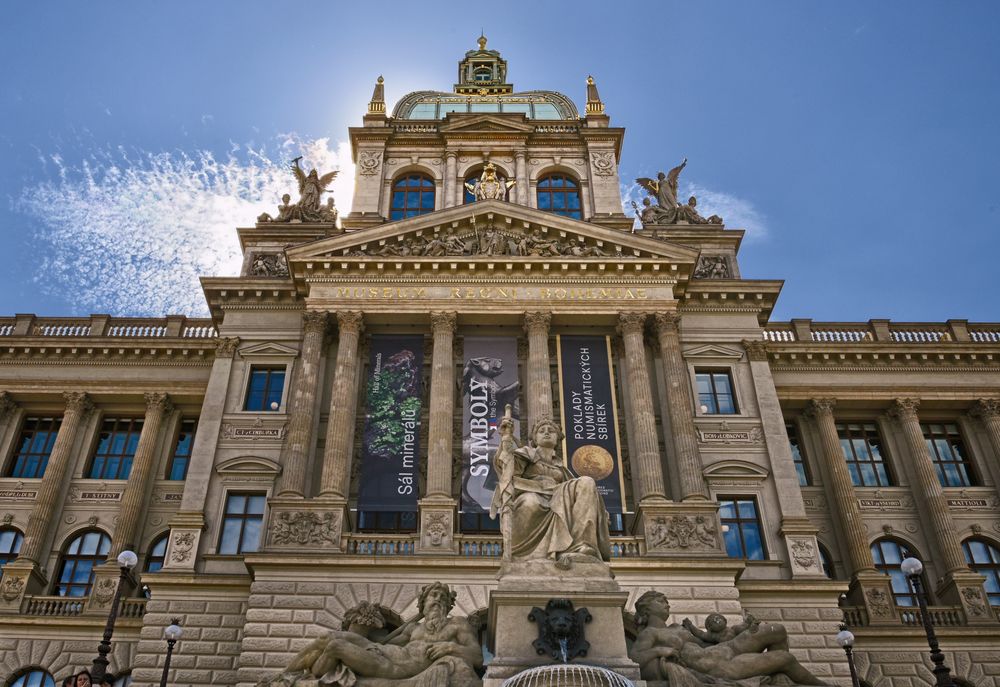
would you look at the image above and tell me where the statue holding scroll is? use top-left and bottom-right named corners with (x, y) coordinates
top-left (490, 405), bottom-right (611, 569)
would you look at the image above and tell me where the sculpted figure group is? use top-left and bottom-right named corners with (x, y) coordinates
top-left (634, 158), bottom-right (723, 227)
top-left (258, 158), bottom-right (340, 224)
top-left (350, 228), bottom-right (613, 259)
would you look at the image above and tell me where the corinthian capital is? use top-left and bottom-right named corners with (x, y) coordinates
top-left (63, 391), bottom-right (94, 417)
top-left (336, 311), bottom-right (365, 334)
top-left (742, 339), bottom-right (769, 362)
top-left (301, 311), bottom-right (330, 335)
top-left (616, 312), bottom-right (648, 337)
top-left (144, 392), bottom-right (174, 416)
top-left (430, 311), bottom-right (457, 335)
top-left (523, 311), bottom-right (552, 334)
top-left (0, 392), bottom-right (18, 422)
top-left (889, 398), bottom-right (921, 422)
top-left (971, 398), bottom-right (1000, 420)
top-left (215, 337), bottom-right (241, 359)
top-left (653, 312), bottom-right (682, 336)
top-left (805, 398), bottom-right (837, 419)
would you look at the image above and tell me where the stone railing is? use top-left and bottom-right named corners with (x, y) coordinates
top-left (119, 597), bottom-right (149, 619)
top-left (534, 125), bottom-right (580, 133)
top-left (842, 604), bottom-right (966, 627)
top-left (393, 124), bottom-right (438, 133)
top-left (343, 533), bottom-right (641, 558)
top-left (0, 314), bottom-right (216, 339)
top-left (22, 595), bottom-right (85, 616)
top-left (763, 319), bottom-right (1000, 345)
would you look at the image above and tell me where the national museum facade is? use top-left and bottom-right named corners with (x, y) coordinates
top-left (1, 39), bottom-right (999, 687)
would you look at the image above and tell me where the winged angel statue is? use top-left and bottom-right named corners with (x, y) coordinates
top-left (633, 157), bottom-right (722, 227)
top-left (257, 157), bottom-right (340, 224)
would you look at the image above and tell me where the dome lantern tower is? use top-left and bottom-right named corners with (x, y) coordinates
top-left (454, 33), bottom-right (513, 96)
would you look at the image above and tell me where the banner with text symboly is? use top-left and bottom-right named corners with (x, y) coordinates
top-left (461, 336), bottom-right (521, 514)
top-left (357, 335), bottom-right (424, 512)
top-left (556, 334), bottom-right (626, 513)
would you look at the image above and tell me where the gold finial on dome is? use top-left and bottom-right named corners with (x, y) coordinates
top-left (478, 32), bottom-right (488, 50)
top-left (587, 75), bottom-right (595, 85)
top-left (377, 75), bottom-right (384, 84)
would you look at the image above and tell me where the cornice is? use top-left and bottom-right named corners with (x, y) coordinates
top-left (766, 347), bottom-right (1000, 372)
top-left (0, 340), bottom-right (217, 366)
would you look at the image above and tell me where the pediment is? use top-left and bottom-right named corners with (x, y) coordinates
top-left (439, 114), bottom-right (535, 134)
top-left (286, 200), bottom-right (700, 266)
top-left (704, 460), bottom-right (770, 481)
top-left (239, 342), bottom-right (299, 358)
top-left (216, 455), bottom-right (282, 476)
top-left (682, 344), bottom-right (745, 360)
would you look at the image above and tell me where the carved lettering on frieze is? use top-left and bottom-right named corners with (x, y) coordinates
top-left (646, 514), bottom-right (718, 551)
top-left (698, 426), bottom-right (764, 444)
top-left (0, 489), bottom-right (37, 500)
top-left (271, 511), bottom-right (340, 547)
top-left (857, 497), bottom-right (914, 511)
top-left (221, 417), bottom-right (288, 441)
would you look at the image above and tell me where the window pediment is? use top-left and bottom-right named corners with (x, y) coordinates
top-left (238, 342), bottom-right (299, 359)
top-left (683, 344), bottom-right (745, 361)
top-left (215, 455), bottom-right (281, 477)
top-left (704, 460), bottom-right (770, 482)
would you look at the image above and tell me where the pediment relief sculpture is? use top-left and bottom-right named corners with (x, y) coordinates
top-left (344, 226), bottom-right (617, 259)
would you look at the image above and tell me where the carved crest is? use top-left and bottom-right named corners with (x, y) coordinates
top-left (647, 514), bottom-right (718, 551)
top-left (0, 575), bottom-right (25, 602)
top-left (271, 511), bottom-right (339, 547)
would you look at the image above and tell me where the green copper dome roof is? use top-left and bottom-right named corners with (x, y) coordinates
top-left (392, 90), bottom-right (579, 120)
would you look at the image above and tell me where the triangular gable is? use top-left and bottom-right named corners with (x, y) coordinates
top-left (439, 114), bottom-right (535, 134)
top-left (286, 200), bottom-right (700, 264)
top-left (238, 342), bottom-right (299, 358)
top-left (682, 344), bottom-right (745, 360)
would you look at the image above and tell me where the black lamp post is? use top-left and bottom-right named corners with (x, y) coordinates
top-left (160, 618), bottom-right (183, 687)
top-left (90, 550), bottom-right (138, 683)
top-left (835, 627), bottom-right (860, 687)
top-left (901, 556), bottom-right (956, 687)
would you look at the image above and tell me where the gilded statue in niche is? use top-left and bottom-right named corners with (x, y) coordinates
top-left (464, 162), bottom-right (515, 201)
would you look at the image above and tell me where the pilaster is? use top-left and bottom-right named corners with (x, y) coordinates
top-left (523, 311), bottom-right (553, 432)
top-left (319, 311), bottom-right (365, 498)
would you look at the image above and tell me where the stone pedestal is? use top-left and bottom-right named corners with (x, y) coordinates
top-left (484, 560), bottom-right (641, 687)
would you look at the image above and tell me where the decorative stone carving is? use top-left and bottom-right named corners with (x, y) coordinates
top-left (93, 577), bottom-right (118, 606)
top-left (694, 255), bottom-right (731, 279)
top-left (464, 162), bottom-right (515, 201)
top-left (962, 586), bottom-right (988, 617)
top-left (633, 159), bottom-right (723, 226)
top-left (63, 391), bottom-right (94, 416)
top-left (590, 151), bottom-right (615, 176)
top-left (789, 538), bottom-right (817, 569)
top-left (270, 511), bottom-right (339, 547)
top-left (336, 310), bottom-right (365, 334)
top-left (258, 582), bottom-right (482, 687)
top-left (889, 397), bottom-right (921, 422)
top-left (805, 397), bottom-right (836, 418)
top-left (301, 310), bottom-right (329, 335)
top-left (423, 512), bottom-right (451, 548)
top-left (249, 252), bottom-right (289, 277)
top-left (215, 336), bottom-right (241, 358)
top-left (865, 588), bottom-right (893, 617)
top-left (144, 391), bottom-right (173, 415)
top-left (170, 531), bottom-right (196, 563)
top-left (742, 338), bottom-right (769, 362)
top-left (347, 228), bottom-right (615, 258)
top-left (0, 392), bottom-right (17, 421)
top-left (637, 159), bottom-right (687, 210)
top-left (629, 590), bottom-right (829, 685)
top-left (616, 312), bottom-right (647, 336)
top-left (430, 311), bottom-right (458, 334)
top-left (528, 598), bottom-right (592, 663)
top-left (523, 311), bottom-right (552, 334)
top-left (0, 575), bottom-right (25, 602)
top-left (258, 158), bottom-right (339, 224)
top-left (971, 398), bottom-right (1000, 419)
top-left (358, 150), bottom-right (383, 175)
top-left (646, 514), bottom-right (718, 551)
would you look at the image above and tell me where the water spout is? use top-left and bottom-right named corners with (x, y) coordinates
top-left (558, 637), bottom-right (569, 663)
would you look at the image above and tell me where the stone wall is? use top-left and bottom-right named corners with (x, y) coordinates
top-left (0, 634), bottom-right (136, 684)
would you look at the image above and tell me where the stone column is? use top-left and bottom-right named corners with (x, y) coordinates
top-left (19, 392), bottom-right (94, 565)
top-left (109, 393), bottom-right (173, 558)
top-left (515, 151), bottom-right (528, 205)
top-left (276, 311), bottom-right (330, 497)
top-left (971, 399), bottom-right (1000, 475)
top-left (524, 312), bottom-right (553, 431)
top-left (0, 392), bottom-right (19, 460)
top-left (889, 399), bottom-right (967, 574)
top-left (444, 152), bottom-right (458, 208)
top-left (319, 311), bottom-right (365, 498)
top-left (652, 313), bottom-right (705, 500)
top-left (426, 312), bottom-right (457, 499)
top-left (617, 313), bottom-right (666, 503)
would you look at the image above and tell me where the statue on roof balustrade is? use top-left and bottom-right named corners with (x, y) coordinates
top-left (634, 158), bottom-right (723, 228)
top-left (257, 157), bottom-right (340, 224)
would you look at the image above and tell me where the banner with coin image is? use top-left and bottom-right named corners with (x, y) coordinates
top-left (357, 335), bottom-right (424, 512)
top-left (556, 335), bottom-right (626, 513)
top-left (461, 336), bottom-right (521, 514)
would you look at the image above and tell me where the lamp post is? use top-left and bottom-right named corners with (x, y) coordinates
top-left (160, 619), bottom-right (183, 687)
top-left (835, 627), bottom-right (860, 687)
top-left (901, 556), bottom-right (955, 687)
top-left (91, 550), bottom-right (138, 683)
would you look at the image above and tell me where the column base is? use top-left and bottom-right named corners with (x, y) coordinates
top-left (632, 499), bottom-right (727, 557)
top-left (264, 496), bottom-right (348, 553)
top-left (417, 498), bottom-right (458, 554)
top-left (778, 517), bottom-right (828, 579)
top-left (936, 568), bottom-right (998, 625)
top-left (849, 570), bottom-right (899, 626)
top-left (0, 559), bottom-right (48, 610)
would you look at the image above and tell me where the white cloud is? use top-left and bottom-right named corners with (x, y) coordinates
top-left (16, 135), bottom-right (354, 317)
top-left (620, 180), bottom-right (768, 240)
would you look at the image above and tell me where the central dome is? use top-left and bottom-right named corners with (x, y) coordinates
top-left (392, 90), bottom-right (579, 120)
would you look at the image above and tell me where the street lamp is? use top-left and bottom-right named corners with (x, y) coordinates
top-left (901, 556), bottom-right (956, 687)
top-left (91, 550), bottom-right (138, 683)
top-left (160, 619), bottom-right (183, 687)
top-left (835, 627), bottom-right (860, 687)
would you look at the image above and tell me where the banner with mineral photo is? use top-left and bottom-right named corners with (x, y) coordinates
top-left (556, 335), bottom-right (626, 513)
top-left (357, 335), bottom-right (424, 512)
top-left (461, 336), bottom-right (521, 514)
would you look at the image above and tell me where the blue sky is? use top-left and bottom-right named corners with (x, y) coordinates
top-left (1, 1), bottom-right (998, 320)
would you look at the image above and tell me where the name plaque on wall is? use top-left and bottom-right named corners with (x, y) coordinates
top-left (0, 490), bottom-right (37, 500)
top-left (221, 422), bottom-right (287, 441)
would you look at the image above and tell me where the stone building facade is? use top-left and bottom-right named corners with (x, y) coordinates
top-left (1, 38), bottom-right (1000, 687)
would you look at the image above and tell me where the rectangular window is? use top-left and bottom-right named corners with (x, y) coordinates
top-left (922, 423), bottom-right (975, 487)
top-left (837, 423), bottom-right (892, 486)
top-left (696, 370), bottom-right (738, 414)
top-left (6, 417), bottom-right (61, 478)
top-left (167, 419), bottom-right (197, 481)
top-left (218, 492), bottom-right (266, 554)
top-left (357, 511), bottom-right (418, 533)
top-left (89, 418), bottom-right (143, 480)
top-left (786, 422), bottom-right (810, 486)
top-left (244, 366), bottom-right (286, 411)
top-left (719, 497), bottom-right (766, 560)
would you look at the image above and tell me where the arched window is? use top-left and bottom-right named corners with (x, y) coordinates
top-left (536, 174), bottom-right (581, 219)
top-left (818, 543), bottom-right (836, 580)
top-left (145, 533), bottom-right (169, 573)
top-left (0, 527), bottom-right (23, 567)
top-left (871, 538), bottom-right (926, 606)
top-left (963, 538), bottom-right (1000, 606)
top-left (389, 174), bottom-right (435, 221)
top-left (54, 530), bottom-right (111, 597)
top-left (8, 668), bottom-right (55, 687)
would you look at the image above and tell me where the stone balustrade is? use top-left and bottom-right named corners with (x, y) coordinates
top-left (342, 533), bottom-right (642, 558)
top-left (763, 319), bottom-right (1000, 344)
top-left (20, 595), bottom-right (147, 618)
top-left (0, 314), bottom-right (216, 339)
top-left (842, 604), bottom-right (967, 627)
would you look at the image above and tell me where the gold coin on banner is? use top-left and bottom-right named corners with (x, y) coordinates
top-left (571, 445), bottom-right (614, 481)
